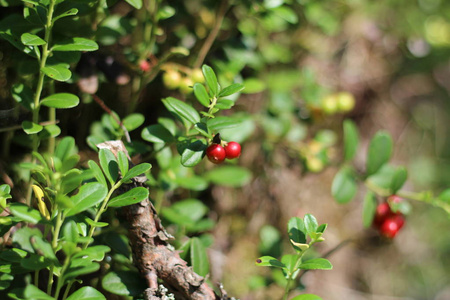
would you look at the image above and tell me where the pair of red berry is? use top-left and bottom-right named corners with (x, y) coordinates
top-left (206, 141), bottom-right (241, 164)
top-left (373, 195), bottom-right (405, 239)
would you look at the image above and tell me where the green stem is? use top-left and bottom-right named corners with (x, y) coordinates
top-left (47, 210), bottom-right (64, 294)
top-left (53, 255), bottom-right (70, 299)
top-left (83, 181), bottom-right (122, 249)
top-left (47, 82), bottom-right (56, 155)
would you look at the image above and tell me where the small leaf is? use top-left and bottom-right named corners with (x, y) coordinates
top-left (298, 258), bottom-right (332, 270)
top-left (215, 99), bottom-right (235, 110)
top-left (41, 64), bottom-right (71, 82)
top-left (290, 294), bottom-right (323, 300)
top-left (24, 284), bottom-right (55, 300)
top-left (362, 191), bottom-right (377, 228)
top-left (52, 37), bottom-right (98, 52)
top-left (331, 167), bottom-right (357, 204)
top-left (304, 214), bottom-right (318, 238)
top-left (66, 287), bottom-right (105, 300)
top-left (366, 131), bottom-right (393, 176)
top-left (20, 254), bottom-right (52, 271)
top-left (65, 183), bottom-right (108, 217)
top-left (108, 187), bottom-right (149, 207)
top-left (141, 124), bottom-right (174, 143)
top-left (190, 237), bottom-right (210, 277)
top-left (290, 240), bottom-right (309, 251)
top-left (73, 245), bottom-right (111, 261)
top-left (21, 33), bottom-right (45, 46)
top-left (207, 116), bottom-right (241, 132)
top-left (64, 259), bottom-right (100, 280)
top-left (88, 160), bottom-right (107, 187)
top-left (85, 218), bottom-right (109, 228)
top-left (343, 119), bottom-right (359, 161)
top-left (12, 83), bottom-right (34, 110)
top-left (55, 136), bottom-right (75, 161)
top-left (162, 97), bottom-right (200, 126)
top-left (124, 0), bottom-right (143, 9)
top-left (255, 256), bottom-right (286, 268)
top-left (219, 83), bottom-right (244, 97)
top-left (117, 151), bottom-right (129, 178)
top-left (22, 121), bottom-right (43, 134)
top-left (288, 217), bottom-right (306, 244)
top-left (193, 83), bottom-right (210, 107)
top-left (123, 114), bottom-right (145, 131)
top-left (202, 65), bottom-right (219, 96)
top-left (391, 167), bottom-right (407, 194)
top-left (99, 148), bottom-right (119, 185)
top-left (180, 140), bottom-right (207, 167)
top-left (438, 189), bottom-right (450, 203)
top-left (9, 203), bottom-right (43, 224)
top-left (53, 8), bottom-right (79, 23)
top-left (121, 163), bottom-right (151, 182)
top-left (102, 271), bottom-right (146, 296)
top-left (31, 236), bottom-right (58, 263)
top-left (40, 93), bottom-right (79, 109)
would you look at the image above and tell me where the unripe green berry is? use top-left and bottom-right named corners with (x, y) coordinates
top-left (337, 92), bottom-right (355, 112)
top-left (163, 70), bottom-right (182, 90)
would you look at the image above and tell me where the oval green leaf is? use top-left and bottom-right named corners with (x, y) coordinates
top-left (343, 119), bottom-right (359, 161)
top-left (108, 187), bottom-right (149, 207)
top-left (9, 203), bottom-right (43, 224)
top-left (22, 121), bottom-right (43, 134)
top-left (121, 163), bottom-right (151, 182)
top-left (21, 33), bottom-right (45, 46)
top-left (102, 271), bottom-right (146, 296)
top-left (41, 93), bottom-right (79, 109)
top-left (141, 124), bottom-right (174, 143)
top-left (219, 83), bottom-right (244, 97)
top-left (65, 183), bottom-right (108, 217)
top-left (162, 97), bottom-right (200, 126)
top-left (52, 37), bottom-right (98, 52)
top-left (255, 256), bottom-right (286, 268)
top-left (66, 287), bottom-right (105, 300)
top-left (123, 113), bottom-right (145, 131)
top-left (204, 166), bottom-right (252, 187)
top-left (390, 167), bottom-right (407, 194)
top-left (331, 167), bottom-right (357, 204)
top-left (366, 131), bottom-right (393, 176)
top-left (362, 191), bottom-right (377, 228)
top-left (41, 64), bottom-right (71, 82)
top-left (190, 237), bottom-right (210, 277)
top-left (193, 83), bottom-right (210, 107)
top-left (298, 258), bottom-right (332, 270)
top-left (202, 65), bottom-right (219, 97)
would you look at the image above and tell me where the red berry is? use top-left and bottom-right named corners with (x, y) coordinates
top-left (206, 144), bottom-right (226, 164)
top-left (373, 202), bottom-right (392, 227)
top-left (388, 195), bottom-right (402, 204)
top-left (379, 215), bottom-right (405, 238)
top-left (139, 60), bottom-right (151, 72)
top-left (224, 141), bottom-right (241, 159)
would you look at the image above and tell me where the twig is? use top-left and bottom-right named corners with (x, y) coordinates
top-left (193, 0), bottom-right (229, 68)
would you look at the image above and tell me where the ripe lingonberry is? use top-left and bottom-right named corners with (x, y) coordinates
top-left (380, 214), bottom-right (405, 238)
top-left (373, 202), bottom-right (392, 227)
top-left (224, 141), bottom-right (241, 159)
top-left (139, 60), bottom-right (151, 72)
top-left (206, 144), bottom-right (226, 164)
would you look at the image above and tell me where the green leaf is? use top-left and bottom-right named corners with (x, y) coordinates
top-left (162, 97), bottom-right (200, 126)
top-left (12, 227), bottom-right (42, 253)
top-left (65, 183), bottom-right (108, 217)
top-left (194, 122), bottom-right (211, 138)
top-left (124, 0), bottom-right (142, 9)
top-left (0, 248), bottom-right (27, 263)
top-left (255, 256), bottom-right (286, 268)
top-left (343, 119), bottom-right (359, 161)
top-left (20, 254), bottom-right (52, 271)
top-left (52, 37), bottom-right (98, 52)
top-left (39, 124), bottom-right (61, 139)
top-left (288, 217), bottom-right (306, 244)
top-left (55, 136), bottom-right (75, 161)
top-left (22, 121), bottom-right (43, 134)
top-left (41, 64), bottom-right (71, 82)
top-left (331, 167), bottom-right (357, 204)
top-left (24, 284), bottom-right (55, 300)
top-left (9, 203), bottom-right (43, 224)
top-left (64, 259), bottom-right (100, 281)
top-left (190, 237), bottom-right (210, 277)
top-left (73, 245), bottom-right (111, 261)
top-left (102, 271), bottom-right (146, 296)
top-left (207, 116), bottom-right (241, 132)
top-left (66, 287), bottom-right (105, 300)
top-left (121, 163), bottom-right (151, 182)
top-left (175, 176), bottom-right (208, 191)
top-left (298, 258), bottom-right (332, 270)
top-left (215, 99), bottom-right (235, 110)
top-left (204, 166), bottom-right (252, 187)
top-left (304, 214), bottom-right (318, 238)
top-left (117, 151), bottom-right (129, 179)
top-left (62, 219), bottom-right (78, 244)
top-left (40, 93), bottom-right (79, 109)
top-left (108, 187), bottom-right (149, 207)
top-left (391, 167), bottom-right (407, 194)
top-left (242, 78), bottom-right (265, 94)
top-left (0, 273), bottom-right (13, 291)
top-left (12, 83), bottom-right (34, 110)
top-left (141, 124), bottom-right (174, 143)
top-left (202, 65), bottom-right (219, 96)
top-left (180, 140), bottom-right (207, 167)
top-left (123, 114), bottom-right (145, 131)
top-left (290, 294), bottom-right (323, 300)
top-left (193, 83), bottom-right (210, 107)
top-left (88, 160), bottom-right (107, 187)
top-left (53, 8), bottom-right (79, 23)
top-left (362, 191), bottom-right (377, 228)
top-left (21, 33), bottom-right (45, 46)
top-left (219, 83), bottom-right (244, 97)
top-left (438, 189), bottom-right (450, 203)
top-left (85, 218), bottom-right (109, 228)
top-left (99, 148), bottom-right (119, 185)
top-left (366, 131), bottom-right (393, 176)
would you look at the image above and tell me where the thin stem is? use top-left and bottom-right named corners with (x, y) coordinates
top-left (193, 0), bottom-right (229, 68)
top-left (53, 255), bottom-right (70, 299)
top-left (47, 82), bottom-right (56, 155)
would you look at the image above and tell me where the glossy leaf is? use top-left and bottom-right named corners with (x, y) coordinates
top-left (52, 37), bottom-right (98, 52)
top-left (64, 259), bottom-right (100, 280)
top-left (108, 187), bottom-right (149, 207)
top-left (202, 65), bottom-right (219, 96)
top-left (9, 203), bottom-right (43, 224)
top-left (288, 217), bottom-right (306, 244)
top-left (53, 8), bottom-right (79, 23)
top-left (99, 148), bottom-right (119, 185)
top-left (20, 33), bottom-right (45, 46)
top-left (73, 245), bottom-right (111, 261)
top-left (207, 116), bottom-right (241, 132)
top-left (291, 294), bottom-right (323, 300)
top-left (204, 166), bottom-right (252, 187)
top-left (215, 99), bottom-right (235, 110)
top-left (304, 214), bottom-right (318, 238)
top-left (20, 254), bottom-right (52, 271)
top-left (180, 140), bottom-right (207, 167)
top-left (391, 167), bottom-right (407, 194)
top-left (102, 271), bottom-right (146, 296)
top-left (141, 124), bottom-right (174, 143)
top-left (255, 256), bottom-right (286, 268)
top-left (331, 167), bottom-right (357, 204)
top-left (12, 227), bottom-right (42, 253)
top-left (66, 287), bottom-right (105, 300)
top-left (24, 284), bottom-right (55, 300)
top-left (22, 121), bottom-right (43, 134)
top-left (190, 237), bottom-right (210, 277)
top-left (40, 93), bottom-right (79, 109)
top-left (65, 183), bottom-right (108, 217)
top-left (343, 119), bottom-right (359, 161)
top-left (31, 236), bottom-right (58, 263)
top-left (123, 113), bottom-right (145, 131)
top-left (88, 160), bottom-right (107, 187)
top-left (298, 258), bottom-right (332, 270)
top-left (366, 131), bottom-right (393, 176)
top-left (162, 97), bottom-right (200, 125)
top-left (362, 191), bottom-right (377, 228)
top-left (219, 83), bottom-right (244, 97)
top-left (121, 163), bottom-right (151, 182)
top-left (193, 83), bottom-right (210, 107)
top-left (41, 64), bottom-right (71, 82)
top-left (55, 136), bottom-right (75, 161)
top-left (39, 124), bottom-right (61, 139)
top-left (117, 151), bottom-right (129, 178)
top-left (12, 83), bottom-right (34, 110)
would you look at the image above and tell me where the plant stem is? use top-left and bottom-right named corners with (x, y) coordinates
top-left (48, 82), bottom-right (56, 155)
